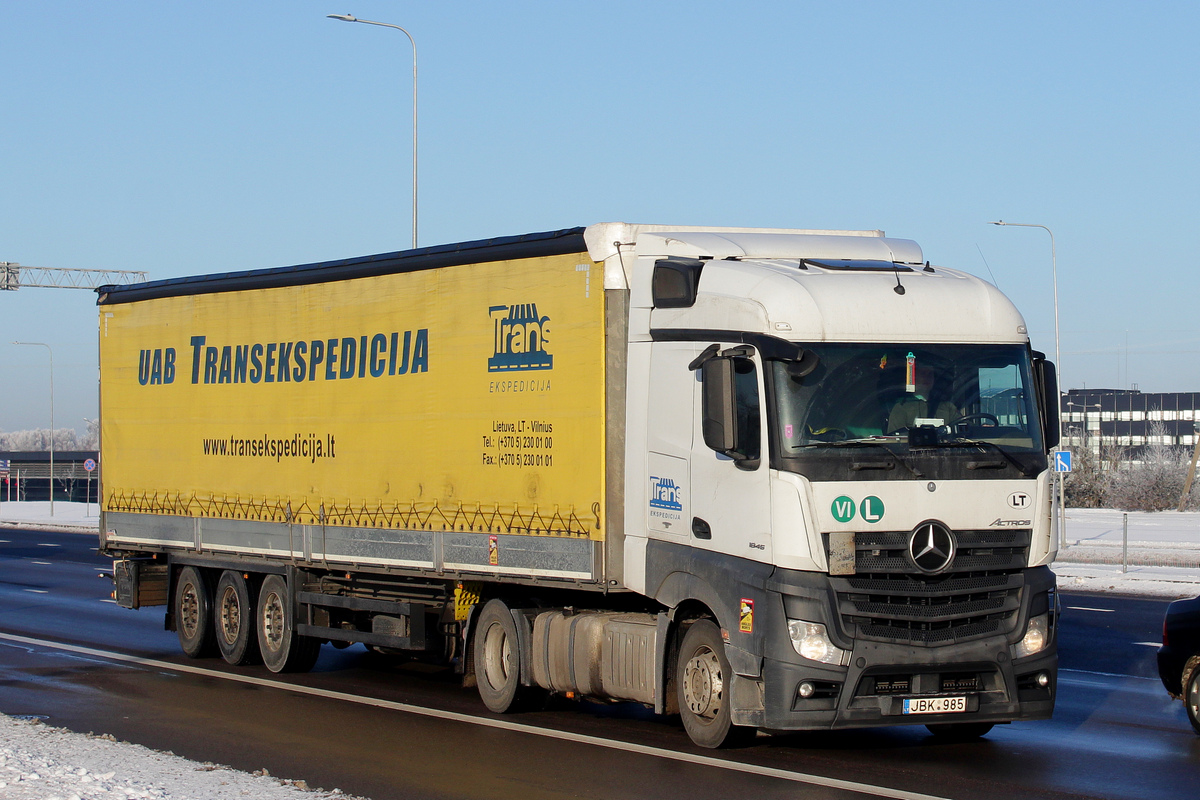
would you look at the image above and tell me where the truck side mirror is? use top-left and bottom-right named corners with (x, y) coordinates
top-left (1035, 357), bottom-right (1060, 451)
top-left (701, 357), bottom-right (739, 455)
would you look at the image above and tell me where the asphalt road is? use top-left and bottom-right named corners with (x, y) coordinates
top-left (1, 526), bottom-right (1196, 800)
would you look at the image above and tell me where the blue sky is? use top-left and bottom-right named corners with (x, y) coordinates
top-left (2, 1), bottom-right (1198, 434)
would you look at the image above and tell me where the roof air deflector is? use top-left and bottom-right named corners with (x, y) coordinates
top-left (802, 259), bottom-right (914, 272)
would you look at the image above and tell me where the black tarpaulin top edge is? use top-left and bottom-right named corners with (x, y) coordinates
top-left (96, 227), bottom-right (588, 305)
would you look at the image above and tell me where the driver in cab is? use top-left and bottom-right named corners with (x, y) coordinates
top-left (887, 366), bottom-right (959, 434)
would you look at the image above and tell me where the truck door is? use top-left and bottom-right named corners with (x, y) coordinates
top-left (689, 344), bottom-right (773, 562)
top-left (645, 342), bottom-right (697, 542)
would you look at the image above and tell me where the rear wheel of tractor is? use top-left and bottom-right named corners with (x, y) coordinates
top-left (215, 570), bottom-right (260, 666)
top-left (676, 619), bottom-right (756, 749)
top-left (256, 573), bottom-right (320, 674)
top-left (1183, 656), bottom-right (1200, 735)
top-left (473, 599), bottom-right (525, 713)
top-left (925, 722), bottom-right (995, 740)
top-left (175, 566), bottom-right (215, 658)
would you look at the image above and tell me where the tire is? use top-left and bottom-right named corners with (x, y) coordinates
top-left (925, 722), bottom-right (995, 740)
top-left (473, 599), bottom-right (525, 713)
top-left (256, 574), bottom-right (320, 674)
top-left (214, 570), bottom-right (260, 666)
top-left (1183, 657), bottom-right (1200, 735)
top-left (676, 619), bottom-right (756, 749)
top-left (174, 566), bottom-right (215, 658)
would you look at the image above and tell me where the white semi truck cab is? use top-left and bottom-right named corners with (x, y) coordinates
top-left (591, 224), bottom-right (1059, 745)
top-left (99, 223), bottom-right (1058, 749)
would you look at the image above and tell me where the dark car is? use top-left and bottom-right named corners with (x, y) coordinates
top-left (1157, 594), bottom-right (1200, 734)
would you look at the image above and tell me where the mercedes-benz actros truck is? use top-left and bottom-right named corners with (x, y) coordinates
top-left (99, 223), bottom-right (1059, 748)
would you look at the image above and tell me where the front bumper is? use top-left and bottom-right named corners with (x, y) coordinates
top-left (729, 565), bottom-right (1058, 731)
top-left (749, 639), bottom-right (1056, 731)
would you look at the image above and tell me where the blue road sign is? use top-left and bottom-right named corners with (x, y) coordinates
top-left (1054, 450), bottom-right (1072, 473)
top-left (84, 458), bottom-right (97, 472)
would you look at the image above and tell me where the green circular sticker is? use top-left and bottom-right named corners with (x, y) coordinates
top-left (860, 496), bottom-right (885, 523)
top-left (831, 495), bottom-right (856, 523)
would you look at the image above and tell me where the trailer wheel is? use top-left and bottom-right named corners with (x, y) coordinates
top-left (473, 599), bottom-right (525, 713)
top-left (174, 566), bottom-right (215, 658)
top-left (256, 573), bottom-right (320, 674)
top-left (677, 619), bottom-right (755, 749)
top-left (215, 570), bottom-right (260, 666)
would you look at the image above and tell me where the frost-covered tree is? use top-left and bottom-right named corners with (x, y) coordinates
top-left (0, 427), bottom-right (87, 452)
top-left (1064, 443), bottom-right (1119, 508)
top-left (1104, 422), bottom-right (1196, 511)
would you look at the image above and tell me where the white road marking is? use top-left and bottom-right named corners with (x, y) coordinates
top-left (0, 631), bottom-right (947, 800)
top-left (23, 589), bottom-right (48, 594)
top-left (30, 561), bottom-right (52, 565)
top-left (1059, 668), bottom-right (1157, 682)
top-left (1133, 642), bottom-right (1161, 648)
top-left (37, 543), bottom-right (62, 547)
top-left (1065, 606), bottom-right (1114, 612)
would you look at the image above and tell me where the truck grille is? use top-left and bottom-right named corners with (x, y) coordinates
top-left (829, 528), bottom-right (1031, 645)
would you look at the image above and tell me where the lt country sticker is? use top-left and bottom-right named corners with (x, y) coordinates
top-left (830, 495), bottom-right (885, 524)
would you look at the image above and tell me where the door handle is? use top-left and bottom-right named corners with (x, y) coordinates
top-left (692, 517), bottom-right (712, 539)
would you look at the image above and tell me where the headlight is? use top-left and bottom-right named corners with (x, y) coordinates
top-left (788, 620), bottom-right (850, 666)
top-left (1013, 613), bottom-right (1049, 659)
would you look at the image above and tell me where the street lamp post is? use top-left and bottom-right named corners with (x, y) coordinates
top-left (327, 13), bottom-right (419, 250)
top-left (990, 222), bottom-right (1059, 379)
top-left (13, 341), bottom-right (54, 517)
top-left (989, 221), bottom-right (1063, 548)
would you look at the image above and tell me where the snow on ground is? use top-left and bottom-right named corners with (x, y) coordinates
top-left (1053, 508), bottom-right (1200, 599)
top-left (1, 501), bottom-right (1198, 798)
top-left (0, 714), bottom-right (366, 800)
top-left (0, 500), bottom-right (99, 532)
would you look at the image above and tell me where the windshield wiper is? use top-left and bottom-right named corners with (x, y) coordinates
top-left (940, 438), bottom-right (1036, 477)
top-left (795, 439), bottom-right (926, 478)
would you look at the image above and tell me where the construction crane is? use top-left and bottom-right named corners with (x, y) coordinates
top-left (1, 262), bottom-right (147, 291)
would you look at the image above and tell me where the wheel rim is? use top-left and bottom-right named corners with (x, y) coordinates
top-left (682, 645), bottom-right (724, 720)
top-left (261, 590), bottom-right (285, 653)
top-left (1188, 670), bottom-right (1200, 721)
top-left (179, 582), bottom-right (200, 639)
top-left (482, 621), bottom-right (511, 690)
top-left (219, 586), bottom-right (241, 645)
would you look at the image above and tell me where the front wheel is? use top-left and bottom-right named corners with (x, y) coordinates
top-left (676, 619), bottom-right (755, 748)
top-left (1183, 656), bottom-right (1200, 735)
top-left (256, 573), bottom-right (320, 674)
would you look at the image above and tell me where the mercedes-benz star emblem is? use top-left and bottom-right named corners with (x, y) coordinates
top-left (909, 522), bottom-right (956, 574)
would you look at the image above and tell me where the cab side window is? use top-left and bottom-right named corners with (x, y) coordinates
top-left (732, 357), bottom-right (760, 462)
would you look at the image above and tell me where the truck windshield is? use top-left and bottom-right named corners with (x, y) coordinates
top-left (772, 343), bottom-right (1047, 481)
